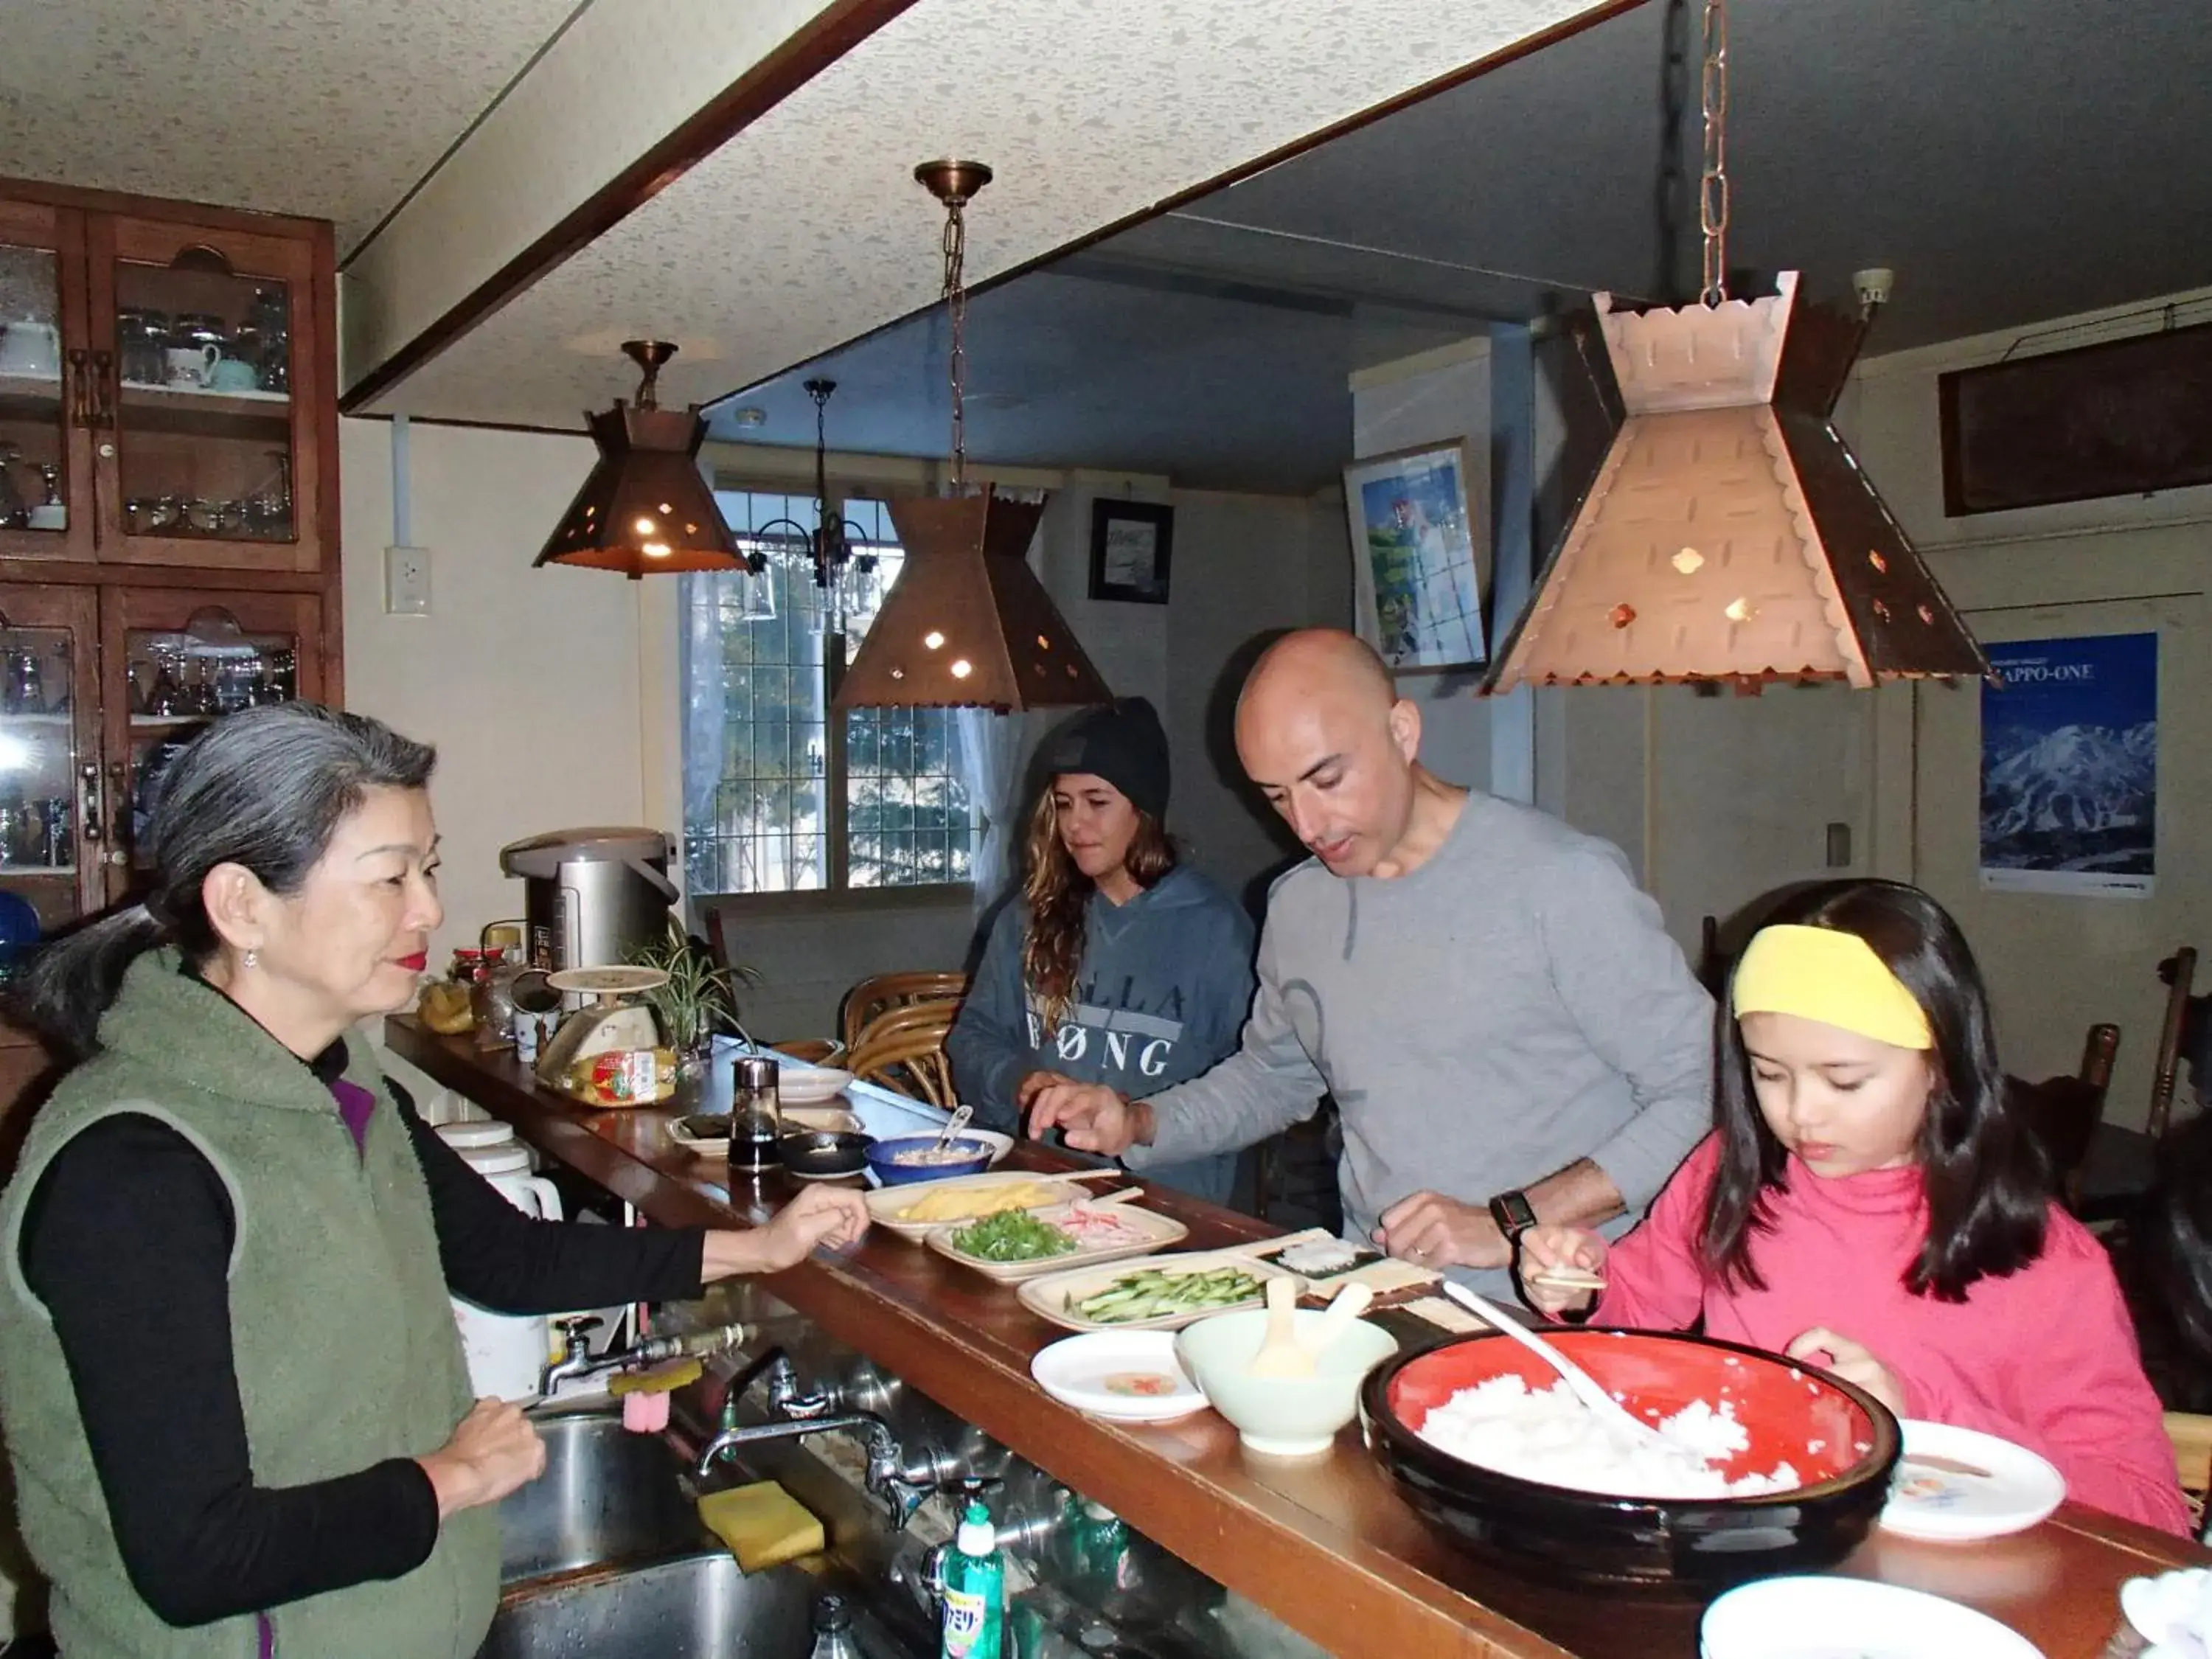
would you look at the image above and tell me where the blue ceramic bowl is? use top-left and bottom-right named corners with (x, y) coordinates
top-left (864, 1134), bottom-right (995, 1186)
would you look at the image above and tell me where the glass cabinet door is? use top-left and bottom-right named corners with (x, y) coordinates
top-left (88, 217), bottom-right (319, 572)
top-left (0, 588), bottom-right (102, 961)
top-left (102, 591), bottom-right (323, 902)
top-left (0, 201), bottom-right (93, 563)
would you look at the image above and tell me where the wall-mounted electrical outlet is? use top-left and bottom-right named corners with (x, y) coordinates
top-left (384, 545), bottom-right (431, 616)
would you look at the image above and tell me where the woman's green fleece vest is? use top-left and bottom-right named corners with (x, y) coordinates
top-left (0, 953), bottom-right (497, 1658)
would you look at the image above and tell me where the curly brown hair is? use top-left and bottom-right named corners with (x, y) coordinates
top-left (1019, 785), bottom-right (1178, 1036)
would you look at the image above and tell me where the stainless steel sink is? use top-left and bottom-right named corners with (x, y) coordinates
top-left (498, 1413), bottom-right (706, 1583)
top-left (481, 1552), bottom-right (823, 1658)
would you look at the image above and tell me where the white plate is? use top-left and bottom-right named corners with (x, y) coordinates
top-left (546, 965), bottom-right (668, 996)
top-left (776, 1068), bottom-right (853, 1105)
top-left (1701, 1576), bottom-right (2043, 1659)
top-left (1029, 1330), bottom-right (1209, 1423)
top-left (1879, 1421), bottom-right (2066, 1543)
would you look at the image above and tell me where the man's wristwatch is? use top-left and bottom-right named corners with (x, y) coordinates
top-left (1487, 1189), bottom-right (1538, 1242)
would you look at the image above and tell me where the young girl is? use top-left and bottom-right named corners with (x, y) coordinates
top-left (1519, 878), bottom-right (2191, 1535)
top-left (946, 697), bottom-right (1253, 1205)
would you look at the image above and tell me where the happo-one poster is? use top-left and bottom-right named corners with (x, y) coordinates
top-left (1979, 632), bottom-right (2157, 897)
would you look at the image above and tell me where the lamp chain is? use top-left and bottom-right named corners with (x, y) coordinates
top-left (1698, 0), bottom-right (1730, 307)
top-left (941, 192), bottom-right (970, 490)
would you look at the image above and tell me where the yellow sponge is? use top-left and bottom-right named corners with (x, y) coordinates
top-left (697, 1481), bottom-right (825, 1573)
top-left (608, 1357), bottom-right (703, 1397)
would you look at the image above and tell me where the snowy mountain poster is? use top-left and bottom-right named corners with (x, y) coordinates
top-left (1979, 633), bottom-right (2157, 897)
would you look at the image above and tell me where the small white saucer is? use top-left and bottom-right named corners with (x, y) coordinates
top-left (1879, 1420), bottom-right (2065, 1543)
top-left (1030, 1331), bottom-right (1209, 1424)
top-left (1702, 1576), bottom-right (2043, 1658)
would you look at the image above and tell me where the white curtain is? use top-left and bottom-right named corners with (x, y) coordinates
top-left (954, 707), bottom-right (1026, 917)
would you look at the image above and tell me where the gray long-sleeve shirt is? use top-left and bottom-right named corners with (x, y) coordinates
top-left (1127, 790), bottom-right (1714, 1296)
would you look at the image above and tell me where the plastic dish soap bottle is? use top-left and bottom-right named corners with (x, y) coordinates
top-left (939, 1489), bottom-right (1006, 1659)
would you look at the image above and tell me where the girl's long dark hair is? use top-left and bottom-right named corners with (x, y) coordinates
top-left (1701, 879), bottom-right (2051, 1301)
top-left (1019, 784), bottom-right (1176, 1036)
top-left (8, 703), bottom-right (436, 1060)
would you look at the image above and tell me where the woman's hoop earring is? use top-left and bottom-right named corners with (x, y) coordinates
top-left (243, 948), bottom-right (259, 971)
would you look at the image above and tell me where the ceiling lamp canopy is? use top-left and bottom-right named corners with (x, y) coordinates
top-left (833, 160), bottom-right (1112, 713)
top-left (535, 340), bottom-right (743, 578)
top-left (1483, 274), bottom-right (1989, 691)
top-left (1482, 0), bottom-right (1986, 694)
top-left (834, 493), bottom-right (1110, 709)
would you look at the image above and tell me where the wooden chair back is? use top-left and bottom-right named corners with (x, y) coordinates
top-left (841, 971), bottom-right (968, 1052)
top-left (2167, 1411), bottom-right (2212, 1536)
top-left (846, 1001), bottom-right (960, 1109)
top-left (2013, 1022), bottom-right (2121, 1208)
top-left (2151, 947), bottom-right (2200, 1141)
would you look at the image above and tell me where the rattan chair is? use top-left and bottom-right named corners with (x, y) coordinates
top-left (846, 1001), bottom-right (959, 1109)
top-left (841, 970), bottom-right (968, 1052)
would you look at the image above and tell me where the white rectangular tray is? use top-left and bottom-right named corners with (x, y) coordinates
top-left (863, 1168), bottom-right (1116, 1242)
top-left (1016, 1245), bottom-right (1301, 1332)
top-left (924, 1200), bottom-right (1189, 1284)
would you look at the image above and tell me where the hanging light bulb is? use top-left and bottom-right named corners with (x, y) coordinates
top-left (1481, 0), bottom-right (1988, 692)
top-left (833, 161), bottom-right (1111, 712)
top-left (534, 341), bottom-right (744, 579)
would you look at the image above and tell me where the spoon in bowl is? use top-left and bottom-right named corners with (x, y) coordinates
top-left (1439, 1281), bottom-right (1670, 1449)
top-left (929, 1104), bottom-right (975, 1157)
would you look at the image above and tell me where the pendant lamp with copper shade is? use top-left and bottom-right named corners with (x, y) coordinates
top-left (535, 340), bottom-right (749, 579)
top-left (1481, 0), bottom-right (1988, 693)
top-left (833, 162), bottom-right (1111, 712)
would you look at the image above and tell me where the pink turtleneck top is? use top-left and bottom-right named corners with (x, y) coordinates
top-left (1583, 1135), bottom-right (2191, 1536)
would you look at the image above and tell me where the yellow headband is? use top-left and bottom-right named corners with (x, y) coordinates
top-left (1731, 924), bottom-right (1933, 1050)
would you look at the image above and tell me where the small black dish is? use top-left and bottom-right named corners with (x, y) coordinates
top-left (678, 1113), bottom-right (732, 1142)
top-left (778, 1129), bottom-right (874, 1180)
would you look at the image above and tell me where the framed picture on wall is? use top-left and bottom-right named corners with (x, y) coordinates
top-left (1088, 499), bottom-right (1174, 604)
top-left (1343, 440), bottom-right (1487, 672)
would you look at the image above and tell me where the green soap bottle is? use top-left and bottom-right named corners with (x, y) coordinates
top-left (940, 1497), bottom-right (1005, 1659)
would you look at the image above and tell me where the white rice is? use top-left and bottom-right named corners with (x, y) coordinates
top-left (1415, 1376), bottom-right (1802, 1499)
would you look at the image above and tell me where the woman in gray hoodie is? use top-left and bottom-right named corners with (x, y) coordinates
top-left (947, 698), bottom-right (1254, 1206)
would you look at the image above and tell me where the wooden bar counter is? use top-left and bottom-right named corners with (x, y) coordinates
top-left (388, 1018), bottom-right (2200, 1659)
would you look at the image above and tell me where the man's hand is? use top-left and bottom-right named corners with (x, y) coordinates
top-left (1785, 1326), bottom-right (1907, 1415)
top-left (1374, 1191), bottom-right (1512, 1271)
top-left (1026, 1081), bottom-right (1147, 1157)
top-left (1015, 1070), bottom-right (1074, 1110)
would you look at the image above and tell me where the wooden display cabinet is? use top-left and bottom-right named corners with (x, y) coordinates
top-left (0, 178), bottom-right (343, 1129)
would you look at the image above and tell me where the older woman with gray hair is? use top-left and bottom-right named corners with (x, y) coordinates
top-left (0, 703), bottom-right (866, 1659)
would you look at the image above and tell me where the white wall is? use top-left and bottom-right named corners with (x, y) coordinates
top-left (338, 415), bottom-right (650, 961)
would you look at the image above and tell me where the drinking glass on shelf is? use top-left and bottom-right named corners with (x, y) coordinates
top-left (4, 648), bottom-right (42, 715)
top-left (35, 796), bottom-right (69, 866)
top-left (146, 652), bottom-right (185, 718)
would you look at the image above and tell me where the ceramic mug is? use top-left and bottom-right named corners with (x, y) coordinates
top-left (0, 321), bottom-right (61, 380)
top-left (164, 344), bottom-right (219, 389)
top-left (205, 357), bottom-right (259, 392)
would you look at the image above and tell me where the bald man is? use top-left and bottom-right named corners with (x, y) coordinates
top-left (1029, 630), bottom-right (1713, 1298)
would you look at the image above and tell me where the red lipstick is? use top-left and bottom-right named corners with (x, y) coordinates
top-left (397, 952), bottom-right (428, 973)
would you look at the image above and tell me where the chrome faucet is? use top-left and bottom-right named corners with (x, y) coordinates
top-left (696, 1367), bottom-right (957, 1528)
top-left (538, 1315), bottom-right (751, 1399)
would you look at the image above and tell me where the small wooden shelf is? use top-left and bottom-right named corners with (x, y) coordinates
top-left (0, 712), bottom-right (73, 726)
top-left (129, 712), bottom-right (215, 729)
top-left (0, 865), bottom-right (77, 877)
top-left (116, 380), bottom-right (289, 440)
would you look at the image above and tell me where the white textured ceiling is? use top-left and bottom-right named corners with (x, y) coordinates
top-left (0, 0), bottom-right (583, 248)
top-left (364, 0), bottom-right (1615, 424)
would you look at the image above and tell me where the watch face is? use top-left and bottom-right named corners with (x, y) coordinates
top-left (1491, 1192), bottom-right (1537, 1237)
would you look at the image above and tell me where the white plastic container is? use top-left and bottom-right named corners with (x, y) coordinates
top-left (450, 1143), bottom-right (563, 1401)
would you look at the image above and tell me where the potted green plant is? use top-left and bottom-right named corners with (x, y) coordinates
top-left (631, 918), bottom-right (758, 1085)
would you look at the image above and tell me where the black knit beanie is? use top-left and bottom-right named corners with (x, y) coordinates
top-left (1038, 696), bottom-right (1169, 820)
